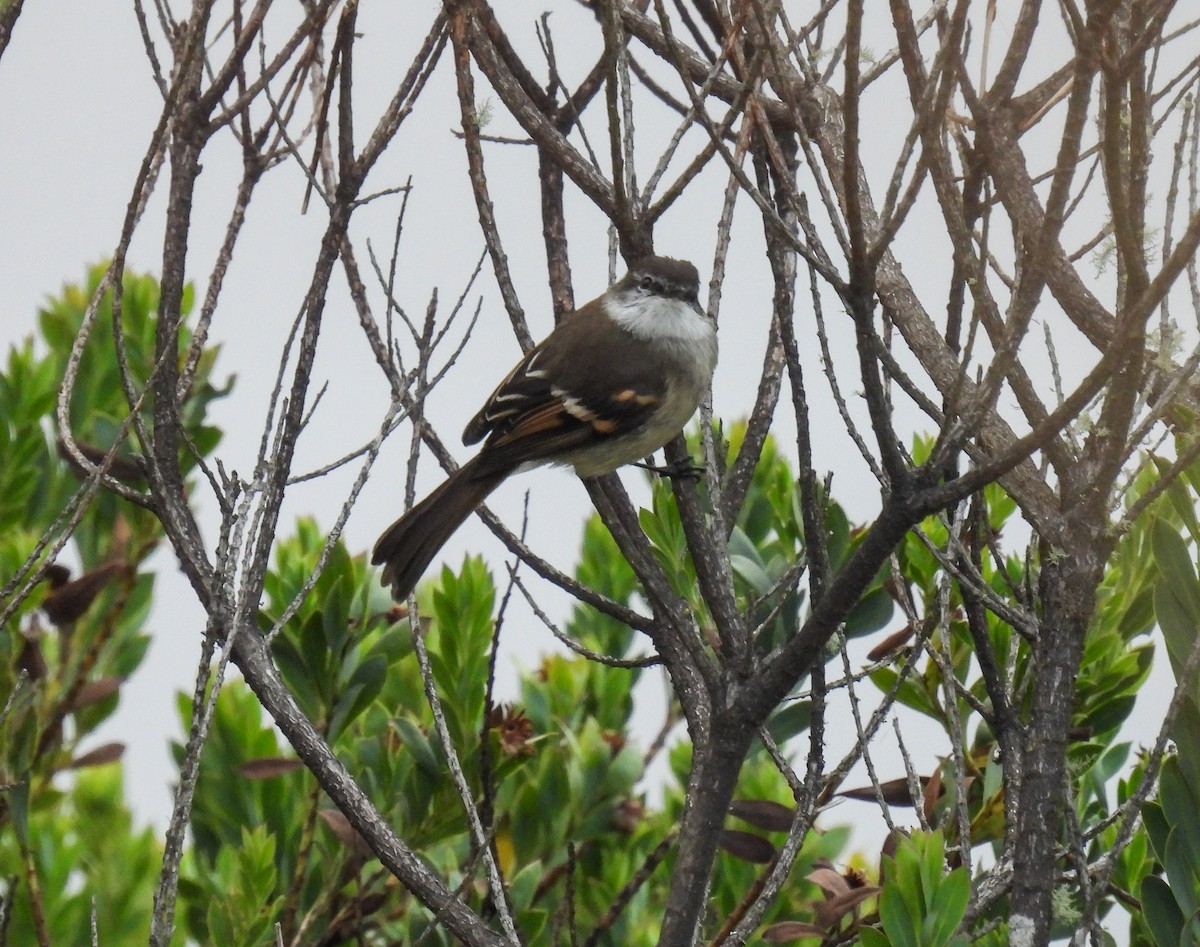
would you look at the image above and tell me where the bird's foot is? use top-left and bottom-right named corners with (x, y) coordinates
top-left (634, 457), bottom-right (704, 481)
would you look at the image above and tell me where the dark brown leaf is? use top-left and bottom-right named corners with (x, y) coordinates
top-left (840, 776), bottom-right (929, 807)
top-left (867, 624), bottom-right (914, 661)
top-left (69, 742), bottom-right (125, 769)
top-left (600, 729), bottom-right (626, 754)
top-left (66, 676), bottom-right (124, 711)
top-left (358, 891), bottom-right (388, 916)
top-left (844, 865), bottom-right (870, 888)
top-left (321, 891), bottom-right (390, 944)
top-left (807, 866), bottom-right (851, 898)
top-left (44, 563), bottom-right (72, 588)
top-left (718, 829), bottom-right (775, 864)
top-left (109, 514), bottom-right (133, 562)
top-left (880, 828), bottom-right (909, 870)
top-left (57, 437), bottom-right (146, 484)
top-left (729, 798), bottom-right (796, 832)
top-left (42, 562), bottom-right (126, 625)
top-left (17, 636), bottom-right (47, 680)
top-left (813, 885), bottom-right (880, 927)
top-left (923, 766), bottom-right (944, 826)
top-left (318, 808), bottom-right (374, 858)
top-left (611, 798), bottom-right (644, 834)
top-left (240, 757), bottom-right (304, 779)
top-left (760, 920), bottom-right (827, 942)
top-left (376, 603), bottom-right (409, 625)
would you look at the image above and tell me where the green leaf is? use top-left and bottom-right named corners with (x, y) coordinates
top-left (879, 880), bottom-right (919, 947)
top-left (729, 527), bottom-right (774, 594)
top-left (8, 778), bottom-right (30, 845)
top-left (928, 868), bottom-right (970, 946)
top-left (1162, 469), bottom-right (1200, 549)
top-left (1151, 519), bottom-right (1200, 676)
top-left (361, 624), bottom-right (413, 666)
top-left (393, 716), bottom-right (440, 778)
top-left (328, 654), bottom-right (387, 741)
top-left (761, 701), bottom-right (811, 748)
top-left (845, 584), bottom-right (894, 638)
top-left (1163, 831), bottom-right (1200, 919)
top-left (1141, 875), bottom-right (1185, 947)
top-left (269, 634), bottom-right (322, 721)
top-left (321, 574), bottom-right (351, 654)
top-left (1116, 585), bottom-right (1156, 639)
top-left (1137, 801), bottom-right (1166, 859)
top-left (871, 667), bottom-right (941, 720)
top-left (918, 829), bottom-right (943, 914)
top-left (298, 610), bottom-right (332, 704)
top-left (859, 928), bottom-right (895, 947)
top-left (507, 859), bottom-right (543, 913)
top-left (1082, 694), bottom-right (1137, 735)
top-left (1159, 758), bottom-right (1200, 863)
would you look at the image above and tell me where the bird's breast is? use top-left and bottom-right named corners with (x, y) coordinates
top-left (564, 349), bottom-right (714, 477)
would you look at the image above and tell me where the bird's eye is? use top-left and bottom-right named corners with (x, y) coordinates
top-left (639, 276), bottom-right (655, 291)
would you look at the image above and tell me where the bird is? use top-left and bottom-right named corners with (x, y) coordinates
top-left (371, 255), bottom-right (718, 602)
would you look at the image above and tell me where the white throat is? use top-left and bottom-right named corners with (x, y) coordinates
top-left (602, 291), bottom-right (712, 346)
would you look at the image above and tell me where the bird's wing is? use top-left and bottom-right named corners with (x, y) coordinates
top-left (461, 316), bottom-right (666, 472)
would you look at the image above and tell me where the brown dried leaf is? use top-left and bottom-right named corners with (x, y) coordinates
top-left (880, 829), bottom-right (909, 870)
top-left (729, 798), bottom-right (796, 832)
top-left (377, 603), bottom-right (409, 625)
top-left (69, 742), bottom-right (125, 769)
top-left (806, 866), bottom-right (851, 898)
top-left (611, 798), bottom-right (644, 834)
top-left (845, 865), bottom-right (870, 888)
top-left (923, 766), bottom-right (944, 826)
top-left (67, 676), bottom-right (124, 711)
top-left (840, 776), bottom-right (929, 807)
top-left (813, 885), bottom-right (880, 927)
top-left (760, 920), bottom-right (827, 942)
top-left (600, 729), bottom-right (626, 754)
top-left (240, 757), bottom-right (304, 780)
top-left (718, 829), bottom-right (775, 864)
top-left (109, 514), bottom-right (133, 562)
top-left (867, 624), bottom-right (914, 661)
top-left (486, 704), bottom-right (536, 757)
top-left (318, 808), bottom-right (374, 858)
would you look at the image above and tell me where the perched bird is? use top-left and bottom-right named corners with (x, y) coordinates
top-left (372, 256), bottom-right (718, 601)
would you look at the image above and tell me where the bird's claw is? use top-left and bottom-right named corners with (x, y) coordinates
top-left (634, 457), bottom-right (704, 481)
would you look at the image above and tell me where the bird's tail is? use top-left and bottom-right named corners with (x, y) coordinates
top-left (371, 456), bottom-right (507, 601)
